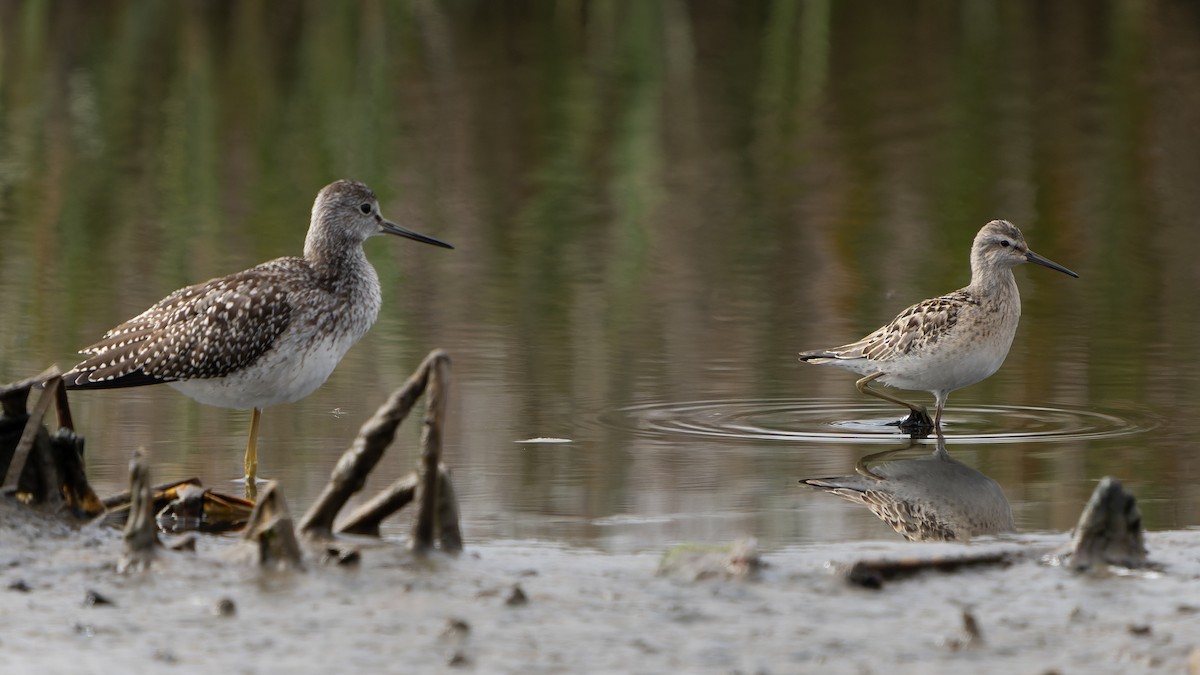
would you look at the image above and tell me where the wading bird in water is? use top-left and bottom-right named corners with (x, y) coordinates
top-left (798, 220), bottom-right (1077, 432)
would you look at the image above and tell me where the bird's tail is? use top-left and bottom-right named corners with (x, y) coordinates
top-left (799, 476), bottom-right (873, 493)
top-left (799, 476), bottom-right (876, 508)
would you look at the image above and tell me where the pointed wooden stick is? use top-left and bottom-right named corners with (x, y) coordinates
top-left (298, 350), bottom-right (449, 539)
top-left (435, 464), bottom-right (463, 554)
top-left (52, 376), bottom-right (73, 432)
top-left (118, 449), bottom-right (159, 573)
top-left (242, 481), bottom-right (303, 570)
top-left (336, 472), bottom-right (418, 536)
top-left (2, 369), bottom-right (61, 493)
top-left (410, 353), bottom-right (450, 554)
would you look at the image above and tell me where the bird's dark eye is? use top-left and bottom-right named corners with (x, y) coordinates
top-left (1000, 240), bottom-right (1010, 247)
top-left (359, 203), bottom-right (372, 215)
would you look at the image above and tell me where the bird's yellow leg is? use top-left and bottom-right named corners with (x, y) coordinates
top-left (854, 372), bottom-right (926, 415)
top-left (244, 407), bottom-right (261, 490)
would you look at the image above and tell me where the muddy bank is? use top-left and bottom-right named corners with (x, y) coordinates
top-left (2, 498), bottom-right (1198, 674)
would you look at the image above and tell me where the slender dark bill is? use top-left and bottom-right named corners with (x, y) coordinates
top-left (1026, 250), bottom-right (1078, 278)
top-left (381, 220), bottom-right (454, 249)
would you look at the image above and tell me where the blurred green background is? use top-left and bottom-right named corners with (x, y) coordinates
top-left (1, 0), bottom-right (1198, 548)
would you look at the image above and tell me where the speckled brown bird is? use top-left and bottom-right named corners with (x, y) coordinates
top-left (64, 180), bottom-right (452, 483)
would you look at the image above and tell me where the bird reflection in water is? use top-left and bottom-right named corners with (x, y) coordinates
top-left (800, 434), bottom-right (1013, 542)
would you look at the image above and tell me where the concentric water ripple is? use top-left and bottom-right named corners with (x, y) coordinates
top-left (605, 398), bottom-right (1156, 444)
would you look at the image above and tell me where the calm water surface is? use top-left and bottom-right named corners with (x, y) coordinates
top-left (2, 1), bottom-right (1199, 550)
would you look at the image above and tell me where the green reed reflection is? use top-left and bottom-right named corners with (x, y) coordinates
top-left (0, 0), bottom-right (1198, 544)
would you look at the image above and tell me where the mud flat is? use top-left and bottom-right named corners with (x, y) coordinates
top-left (4, 367), bottom-right (1196, 673)
top-left (3, 496), bottom-right (1199, 675)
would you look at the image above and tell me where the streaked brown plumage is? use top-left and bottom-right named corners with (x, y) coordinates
top-left (64, 180), bottom-right (453, 484)
top-left (800, 444), bottom-right (1014, 542)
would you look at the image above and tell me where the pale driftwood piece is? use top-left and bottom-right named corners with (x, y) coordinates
top-left (118, 449), bottom-right (158, 573)
top-left (298, 350), bottom-right (447, 539)
top-left (435, 464), bottom-right (463, 554)
top-left (336, 472), bottom-right (418, 536)
top-left (411, 353), bottom-right (450, 553)
top-left (241, 481), bottom-right (303, 570)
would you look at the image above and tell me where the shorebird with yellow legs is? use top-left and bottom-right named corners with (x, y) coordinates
top-left (63, 180), bottom-right (452, 495)
top-left (799, 220), bottom-right (1077, 433)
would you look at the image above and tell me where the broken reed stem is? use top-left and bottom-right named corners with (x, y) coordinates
top-left (119, 449), bottom-right (158, 572)
top-left (298, 350), bottom-right (449, 539)
top-left (411, 353), bottom-right (449, 553)
top-left (338, 464), bottom-right (462, 554)
top-left (53, 377), bottom-right (74, 432)
top-left (2, 369), bottom-right (61, 493)
top-left (336, 472), bottom-right (418, 536)
top-left (242, 481), bottom-right (303, 570)
top-left (0, 381), bottom-right (31, 419)
top-left (435, 464), bottom-right (463, 554)
top-left (0, 366), bottom-right (60, 416)
top-left (101, 477), bottom-right (204, 510)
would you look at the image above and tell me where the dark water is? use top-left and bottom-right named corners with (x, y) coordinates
top-left (2, 1), bottom-right (1198, 550)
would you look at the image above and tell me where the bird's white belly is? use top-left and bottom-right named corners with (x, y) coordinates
top-left (168, 329), bottom-right (361, 409)
top-left (880, 331), bottom-right (1014, 393)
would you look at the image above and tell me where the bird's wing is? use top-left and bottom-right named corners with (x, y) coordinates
top-left (858, 489), bottom-right (958, 541)
top-left (803, 289), bottom-right (980, 363)
top-left (65, 267), bottom-right (294, 389)
top-left (801, 478), bottom-right (957, 542)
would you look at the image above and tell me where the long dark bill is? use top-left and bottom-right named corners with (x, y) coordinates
top-left (381, 220), bottom-right (454, 249)
top-left (1026, 250), bottom-right (1078, 278)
